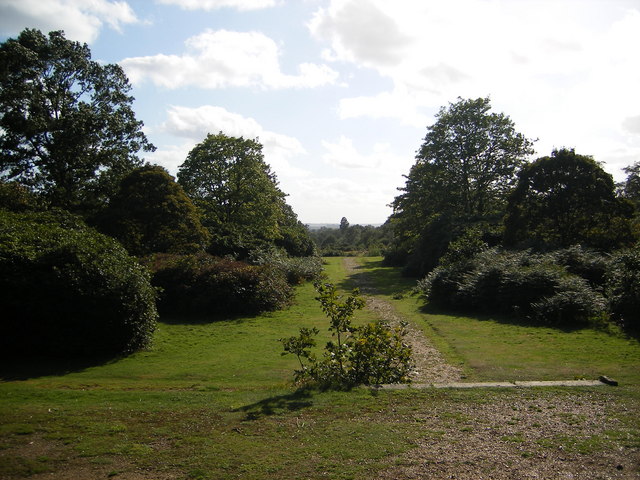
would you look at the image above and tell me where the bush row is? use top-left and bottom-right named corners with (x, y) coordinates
top-left (145, 253), bottom-right (293, 317)
top-left (1, 210), bottom-right (323, 358)
top-left (418, 245), bottom-right (638, 329)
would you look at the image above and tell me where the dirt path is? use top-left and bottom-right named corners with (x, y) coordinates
top-left (342, 257), bottom-right (640, 480)
top-left (341, 257), bottom-right (463, 384)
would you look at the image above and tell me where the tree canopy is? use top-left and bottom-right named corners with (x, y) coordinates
top-left (98, 165), bottom-right (210, 256)
top-left (388, 97), bottom-right (534, 274)
top-left (177, 132), bottom-right (312, 257)
top-left (0, 29), bottom-right (154, 212)
top-left (504, 148), bottom-right (636, 250)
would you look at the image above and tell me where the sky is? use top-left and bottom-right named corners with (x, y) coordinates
top-left (1, 0), bottom-right (640, 225)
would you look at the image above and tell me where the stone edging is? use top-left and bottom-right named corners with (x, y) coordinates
top-left (370, 376), bottom-right (618, 390)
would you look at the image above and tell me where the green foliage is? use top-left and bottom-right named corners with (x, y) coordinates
top-left (0, 181), bottom-right (40, 211)
top-left (419, 248), bottom-right (607, 327)
top-left (388, 97), bottom-right (534, 275)
top-left (146, 253), bottom-right (293, 317)
top-left (0, 210), bottom-right (157, 357)
top-left (177, 132), bottom-right (312, 258)
top-left (251, 249), bottom-right (323, 285)
top-left (97, 165), bottom-right (209, 256)
top-left (504, 148), bottom-right (636, 250)
top-left (0, 29), bottom-right (154, 212)
top-left (281, 283), bottom-right (413, 387)
top-left (310, 222), bottom-right (393, 256)
top-left (605, 246), bottom-right (640, 330)
top-left (274, 203), bottom-right (316, 257)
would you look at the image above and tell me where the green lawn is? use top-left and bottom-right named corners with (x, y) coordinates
top-left (1, 257), bottom-right (639, 479)
top-left (352, 257), bottom-right (640, 386)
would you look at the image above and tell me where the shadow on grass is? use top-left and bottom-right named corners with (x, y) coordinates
top-left (160, 311), bottom-right (264, 325)
top-left (234, 388), bottom-right (315, 421)
top-left (419, 302), bottom-right (594, 334)
top-left (0, 354), bottom-right (117, 381)
top-left (338, 258), bottom-right (418, 296)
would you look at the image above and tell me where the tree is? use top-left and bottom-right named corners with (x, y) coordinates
top-left (178, 132), bottom-right (291, 257)
top-left (275, 203), bottom-right (316, 257)
top-left (339, 216), bottom-right (349, 231)
top-left (0, 29), bottom-right (154, 212)
top-left (98, 165), bottom-right (210, 256)
top-left (622, 161), bottom-right (640, 209)
top-left (504, 148), bottom-right (636, 250)
top-left (388, 97), bottom-right (534, 274)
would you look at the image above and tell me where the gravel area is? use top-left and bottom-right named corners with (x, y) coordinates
top-left (341, 257), bottom-right (640, 479)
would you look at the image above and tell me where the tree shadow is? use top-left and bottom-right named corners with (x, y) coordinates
top-left (419, 303), bottom-right (591, 333)
top-left (338, 258), bottom-right (418, 296)
top-left (160, 311), bottom-right (264, 325)
top-left (233, 388), bottom-right (315, 421)
top-left (0, 353), bottom-right (118, 381)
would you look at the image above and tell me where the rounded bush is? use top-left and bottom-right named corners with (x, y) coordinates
top-left (147, 253), bottom-right (293, 317)
top-left (419, 248), bottom-right (606, 326)
top-left (0, 210), bottom-right (157, 357)
top-left (606, 246), bottom-right (640, 330)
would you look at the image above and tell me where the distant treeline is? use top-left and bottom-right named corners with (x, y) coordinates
top-left (309, 217), bottom-right (393, 256)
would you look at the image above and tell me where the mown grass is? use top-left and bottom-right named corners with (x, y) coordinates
top-left (1, 257), bottom-right (639, 479)
top-left (352, 257), bottom-right (640, 387)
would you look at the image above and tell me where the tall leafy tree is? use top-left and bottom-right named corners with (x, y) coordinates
top-left (177, 132), bottom-right (290, 256)
top-left (388, 97), bottom-right (534, 274)
top-left (504, 148), bottom-right (636, 250)
top-left (0, 29), bottom-right (154, 212)
top-left (98, 165), bottom-right (210, 256)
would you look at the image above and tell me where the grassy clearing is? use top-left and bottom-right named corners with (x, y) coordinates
top-left (1, 257), bottom-right (639, 479)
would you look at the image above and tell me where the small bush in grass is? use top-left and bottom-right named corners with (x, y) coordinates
top-left (281, 283), bottom-right (413, 388)
top-left (0, 210), bottom-right (157, 357)
top-left (606, 246), bottom-right (640, 330)
top-left (147, 253), bottom-right (293, 317)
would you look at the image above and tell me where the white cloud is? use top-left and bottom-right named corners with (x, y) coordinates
top-left (623, 115), bottom-right (640, 135)
top-left (308, 0), bottom-right (411, 67)
top-left (121, 29), bottom-right (338, 89)
top-left (311, 0), bottom-right (640, 179)
top-left (321, 135), bottom-right (401, 170)
top-left (156, 0), bottom-right (279, 10)
top-left (0, 0), bottom-right (139, 43)
top-left (151, 105), bottom-right (310, 178)
top-left (338, 89), bottom-right (429, 128)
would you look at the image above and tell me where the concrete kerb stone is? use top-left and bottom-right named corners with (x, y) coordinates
top-left (369, 378), bottom-right (615, 390)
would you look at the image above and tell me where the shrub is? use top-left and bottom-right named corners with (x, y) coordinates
top-left (281, 283), bottom-right (413, 388)
top-left (0, 210), bottom-right (157, 357)
top-left (606, 246), bottom-right (640, 330)
top-left (250, 250), bottom-right (323, 285)
top-left (419, 248), bottom-right (607, 326)
top-left (549, 245), bottom-right (609, 289)
top-left (147, 253), bottom-right (293, 317)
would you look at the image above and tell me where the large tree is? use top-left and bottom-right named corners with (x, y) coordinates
top-left (0, 29), bottom-right (154, 211)
top-left (388, 97), bottom-right (534, 274)
top-left (98, 165), bottom-right (210, 256)
top-left (504, 148), bottom-right (636, 250)
top-left (178, 132), bottom-right (300, 257)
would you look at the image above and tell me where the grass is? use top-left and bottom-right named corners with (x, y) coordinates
top-left (1, 257), bottom-right (639, 479)
top-left (353, 257), bottom-right (640, 386)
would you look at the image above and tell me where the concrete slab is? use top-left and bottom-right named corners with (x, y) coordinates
top-left (369, 378), bottom-right (610, 390)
